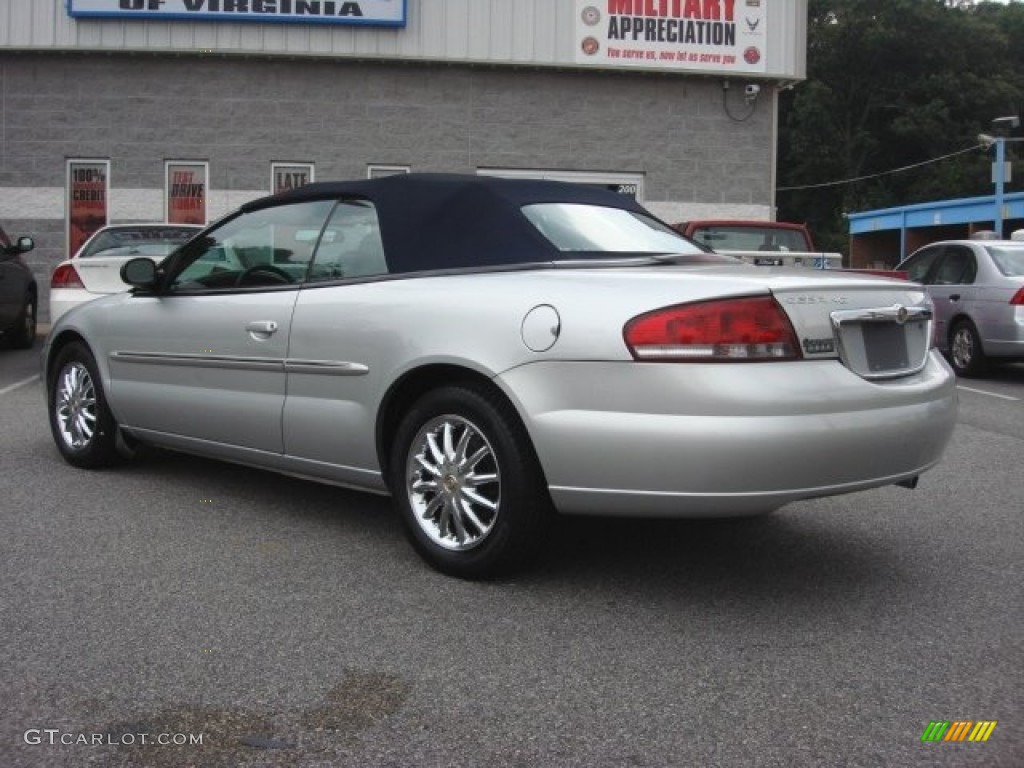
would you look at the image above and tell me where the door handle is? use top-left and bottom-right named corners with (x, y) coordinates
top-left (246, 320), bottom-right (279, 339)
top-left (949, 294), bottom-right (960, 302)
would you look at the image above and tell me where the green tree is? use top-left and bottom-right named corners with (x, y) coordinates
top-left (777, 0), bottom-right (1024, 253)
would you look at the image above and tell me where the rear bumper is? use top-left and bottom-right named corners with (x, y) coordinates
top-left (978, 305), bottom-right (1024, 359)
top-left (498, 351), bottom-right (957, 517)
top-left (49, 288), bottom-right (103, 326)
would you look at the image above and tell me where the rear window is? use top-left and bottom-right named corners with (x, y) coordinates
top-left (79, 227), bottom-right (197, 258)
top-left (522, 204), bottom-right (702, 255)
top-left (88, 242), bottom-right (184, 259)
top-left (986, 245), bottom-right (1024, 276)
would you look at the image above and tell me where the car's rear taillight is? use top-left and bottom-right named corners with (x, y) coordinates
top-left (51, 264), bottom-right (84, 290)
top-left (624, 296), bottom-right (801, 362)
top-left (1010, 287), bottom-right (1024, 305)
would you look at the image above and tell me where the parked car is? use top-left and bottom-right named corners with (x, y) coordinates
top-left (0, 225), bottom-right (37, 349)
top-left (49, 224), bottom-right (201, 324)
top-left (43, 174), bottom-right (957, 577)
top-left (896, 236), bottom-right (1024, 376)
top-left (673, 219), bottom-right (843, 269)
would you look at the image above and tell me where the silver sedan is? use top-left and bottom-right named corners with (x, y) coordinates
top-left (43, 174), bottom-right (957, 577)
top-left (896, 237), bottom-right (1024, 376)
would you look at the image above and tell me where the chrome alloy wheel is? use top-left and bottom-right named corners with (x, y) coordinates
top-left (951, 325), bottom-right (975, 371)
top-left (406, 415), bottom-right (501, 551)
top-left (55, 361), bottom-right (98, 450)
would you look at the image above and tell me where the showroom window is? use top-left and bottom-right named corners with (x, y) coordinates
top-left (368, 164), bottom-right (410, 179)
top-left (272, 162), bottom-right (315, 194)
top-left (477, 168), bottom-right (645, 201)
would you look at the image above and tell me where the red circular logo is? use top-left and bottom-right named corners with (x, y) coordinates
top-left (744, 47), bottom-right (761, 65)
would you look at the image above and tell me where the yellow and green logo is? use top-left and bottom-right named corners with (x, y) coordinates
top-left (921, 721), bottom-right (997, 742)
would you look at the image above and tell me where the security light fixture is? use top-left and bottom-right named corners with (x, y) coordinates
top-left (991, 115), bottom-right (1020, 133)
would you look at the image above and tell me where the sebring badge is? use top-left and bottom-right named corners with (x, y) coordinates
top-left (784, 295), bottom-right (849, 306)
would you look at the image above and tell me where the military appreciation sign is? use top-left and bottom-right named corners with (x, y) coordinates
top-left (66, 0), bottom-right (408, 27)
top-left (575, 0), bottom-right (767, 74)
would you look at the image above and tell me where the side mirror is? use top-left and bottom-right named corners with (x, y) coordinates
top-left (16, 236), bottom-right (34, 253)
top-left (121, 257), bottom-right (159, 288)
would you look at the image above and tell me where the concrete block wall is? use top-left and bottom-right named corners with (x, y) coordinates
top-left (0, 52), bottom-right (775, 322)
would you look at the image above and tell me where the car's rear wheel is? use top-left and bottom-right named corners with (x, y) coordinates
top-left (949, 319), bottom-right (987, 377)
top-left (390, 384), bottom-right (549, 579)
top-left (2, 293), bottom-right (35, 349)
top-left (48, 342), bottom-right (120, 468)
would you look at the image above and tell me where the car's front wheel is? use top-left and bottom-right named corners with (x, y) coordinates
top-left (390, 384), bottom-right (550, 578)
top-left (48, 342), bottom-right (121, 468)
top-left (949, 319), bottom-right (987, 377)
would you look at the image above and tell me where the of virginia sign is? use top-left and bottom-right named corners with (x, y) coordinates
top-left (66, 0), bottom-right (408, 27)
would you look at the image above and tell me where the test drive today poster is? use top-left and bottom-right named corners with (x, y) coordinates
top-left (166, 162), bottom-right (207, 225)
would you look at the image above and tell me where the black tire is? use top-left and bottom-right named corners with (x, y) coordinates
top-left (948, 319), bottom-right (987, 377)
top-left (48, 341), bottom-right (121, 468)
top-left (389, 384), bottom-right (550, 579)
top-left (3, 293), bottom-right (36, 350)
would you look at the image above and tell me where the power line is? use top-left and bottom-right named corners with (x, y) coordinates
top-left (776, 144), bottom-right (984, 192)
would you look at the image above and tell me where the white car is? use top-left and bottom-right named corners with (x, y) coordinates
top-left (49, 224), bottom-right (201, 324)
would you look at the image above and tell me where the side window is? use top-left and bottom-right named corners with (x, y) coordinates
top-left (308, 199), bottom-right (387, 282)
top-left (169, 200), bottom-right (334, 292)
top-left (902, 246), bottom-right (942, 284)
top-left (933, 246), bottom-right (976, 285)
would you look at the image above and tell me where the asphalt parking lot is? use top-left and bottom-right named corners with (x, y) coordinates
top-left (1, 341), bottom-right (1021, 767)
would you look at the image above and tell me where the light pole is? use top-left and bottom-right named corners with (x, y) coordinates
top-left (979, 116), bottom-right (1020, 238)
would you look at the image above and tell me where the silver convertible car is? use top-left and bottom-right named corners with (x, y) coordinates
top-left (44, 174), bottom-right (957, 577)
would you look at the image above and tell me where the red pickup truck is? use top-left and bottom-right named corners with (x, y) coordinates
top-left (674, 219), bottom-right (906, 278)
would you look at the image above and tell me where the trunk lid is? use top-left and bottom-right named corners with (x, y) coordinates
top-left (767, 278), bottom-right (932, 379)
top-left (72, 256), bottom-right (136, 294)
top-left (548, 262), bottom-right (934, 379)
top-left (72, 240), bottom-right (182, 294)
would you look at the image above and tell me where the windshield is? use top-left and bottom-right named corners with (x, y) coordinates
top-left (79, 226), bottom-right (197, 258)
top-left (986, 245), bottom-right (1024, 276)
top-left (688, 225), bottom-right (809, 252)
top-left (522, 204), bottom-right (704, 255)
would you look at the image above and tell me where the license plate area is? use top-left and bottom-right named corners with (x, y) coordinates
top-left (862, 322), bottom-right (910, 373)
top-left (831, 305), bottom-right (932, 380)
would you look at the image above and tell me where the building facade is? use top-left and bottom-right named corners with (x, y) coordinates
top-left (0, 0), bottom-right (807, 320)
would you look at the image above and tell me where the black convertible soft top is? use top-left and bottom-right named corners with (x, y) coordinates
top-left (242, 173), bottom-right (655, 274)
